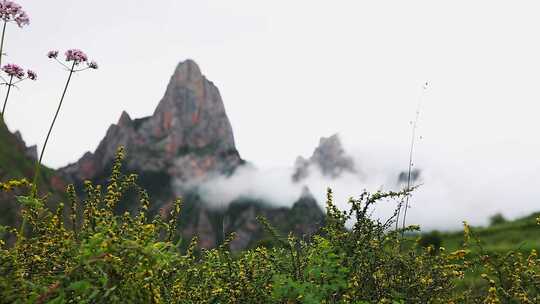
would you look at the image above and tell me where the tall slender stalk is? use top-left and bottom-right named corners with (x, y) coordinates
top-left (21, 62), bottom-right (75, 244)
top-left (0, 75), bottom-right (13, 118)
top-left (398, 82), bottom-right (427, 235)
top-left (0, 21), bottom-right (8, 122)
top-left (0, 21), bottom-right (7, 70)
top-left (31, 62), bottom-right (75, 196)
top-left (401, 107), bottom-right (420, 233)
top-left (22, 49), bottom-right (97, 243)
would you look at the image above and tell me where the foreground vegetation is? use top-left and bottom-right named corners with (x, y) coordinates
top-left (0, 148), bottom-right (538, 303)
top-left (1, 1), bottom-right (540, 302)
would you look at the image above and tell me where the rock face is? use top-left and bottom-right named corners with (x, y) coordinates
top-left (293, 134), bottom-right (356, 182)
top-left (224, 187), bottom-right (325, 251)
top-left (13, 131), bottom-right (37, 161)
top-left (62, 60), bottom-right (241, 188)
top-left (60, 60), bottom-right (323, 250)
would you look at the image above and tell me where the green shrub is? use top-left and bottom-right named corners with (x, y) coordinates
top-left (489, 213), bottom-right (507, 226)
top-left (418, 230), bottom-right (443, 253)
top-left (1, 147), bottom-right (540, 303)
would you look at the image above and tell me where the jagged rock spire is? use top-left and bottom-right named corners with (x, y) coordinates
top-left (61, 59), bottom-right (242, 184)
top-left (293, 134), bottom-right (356, 182)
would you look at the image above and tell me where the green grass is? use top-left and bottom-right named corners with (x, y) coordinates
top-left (432, 212), bottom-right (540, 254)
top-left (418, 212), bottom-right (540, 294)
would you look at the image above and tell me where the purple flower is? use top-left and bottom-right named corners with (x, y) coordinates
top-left (0, 1), bottom-right (29, 27)
top-left (26, 69), bottom-right (36, 80)
top-left (49, 49), bottom-right (97, 72)
top-left (2, 63), bottom-right (24, 79)
top-left (88, 61), bottom-right (98, 69)
top-left (47, 50), bottom-right (59, 59)
top-left (65, 49), bottom-right (87, 64)
top-left (14, 10), bottom-right (27, 27)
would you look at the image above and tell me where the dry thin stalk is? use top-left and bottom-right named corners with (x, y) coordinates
top-left (397, 81), bottom-right (428, 234)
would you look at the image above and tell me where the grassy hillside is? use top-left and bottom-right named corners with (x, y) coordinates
top-left (0, 120), bottom-right (55, 183)
top-left (0, 120), bottom-right (64, 231)
top-left (421, 212), bottom-right (540, 254)
top-left (415, 212), bottom-right (540, 295)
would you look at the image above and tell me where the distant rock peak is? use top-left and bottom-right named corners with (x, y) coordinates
top-left (398, 168), bottom-right (421, 185)
top-left (174, 59), bottom-right (203, 83)
top-left (60, 59), bottom-right (242, 186)
top-left (300, 186), bottom-right (315, 199)
top-left (5, 59), bottom-right (325, 252)
top-left (117, 111), bottom-right (133, 128)
top-left (293, 134), bottom-right (356, 182)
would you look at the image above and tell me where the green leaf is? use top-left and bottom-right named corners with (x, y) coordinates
top-left (68, 280), bottom-right (91, 293)
top-left (16, 195), bottom-right (44, 209)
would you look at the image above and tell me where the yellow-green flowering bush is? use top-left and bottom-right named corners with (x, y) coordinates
top-left (1, 147), bottom-right (540, 303)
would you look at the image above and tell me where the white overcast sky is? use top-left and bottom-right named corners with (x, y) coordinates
top-left (4, 0), bottom-right (540, 228)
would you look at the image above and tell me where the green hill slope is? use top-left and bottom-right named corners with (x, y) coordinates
top-left (0, 120), bottom-right (65, 231)
top-left (421, 212), bottom-right (540, 254)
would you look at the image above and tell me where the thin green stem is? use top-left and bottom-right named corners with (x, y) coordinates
top-left (15, 215), bottom-right (26, 250)
top-left (401, 113), bottom-right (418, 235)
top-left (395, 199), bottom-right (402, 232)
top-left (22, 62), bottom-right (75, 247)
top-left (0, 21), bottom-right (7, 123)
top-left (400, 83), bottom-right (427, 237)
top-left (31, 62), bottom-right (76, 196)
top-left (1, 75), bottom-right (13, 118)
top-left (0, 21), bottom-right (6, 70)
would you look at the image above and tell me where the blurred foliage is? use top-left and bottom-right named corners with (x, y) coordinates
top-left (418, 230), bottom-right (442, 254)
top-left (489, 213), bottom-right (507, 227)
top-left (1, 147), bottom-right (540, 303)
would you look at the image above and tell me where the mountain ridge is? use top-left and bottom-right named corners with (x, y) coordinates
top-left (58, 59), bottom-right (324, 250)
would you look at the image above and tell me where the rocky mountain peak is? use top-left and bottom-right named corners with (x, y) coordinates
top-left (151, 59), bottom-right (236, 153)
top-left (293, 134), bottom-right (356, 182)
top-left (56, 59), bottom-right (323, 251)
top-left (61, 59), bottom-right (242, 186)
top-left (300, 186), bottom-right (314, 199)
top-left (117, 111), bottom-right (132, 128)
top-left (312, 134), bottom-right (355, 177)
top-left (172, 59), bottom-right (203, 83)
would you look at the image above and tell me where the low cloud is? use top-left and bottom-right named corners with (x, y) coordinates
top-left (196, 137), bottom-right (540, 232)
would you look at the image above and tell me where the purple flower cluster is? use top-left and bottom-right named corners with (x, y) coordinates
top-left (1, 63), bottom-right (36, 80)
top-left (2, 63), bottom-right (23, 78)
top-left (26, 69), bottom-right (36, 80)
top-left (48, 49), bottom-right (98, 70)
top-left (0, 1), bottom-right (29, 27)
top-left (47, 50), bottom-right (58, 59)
top-left (88, 61), bottom-right (98, 69)
top-left (65, 49), bottom-right (87, 64)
